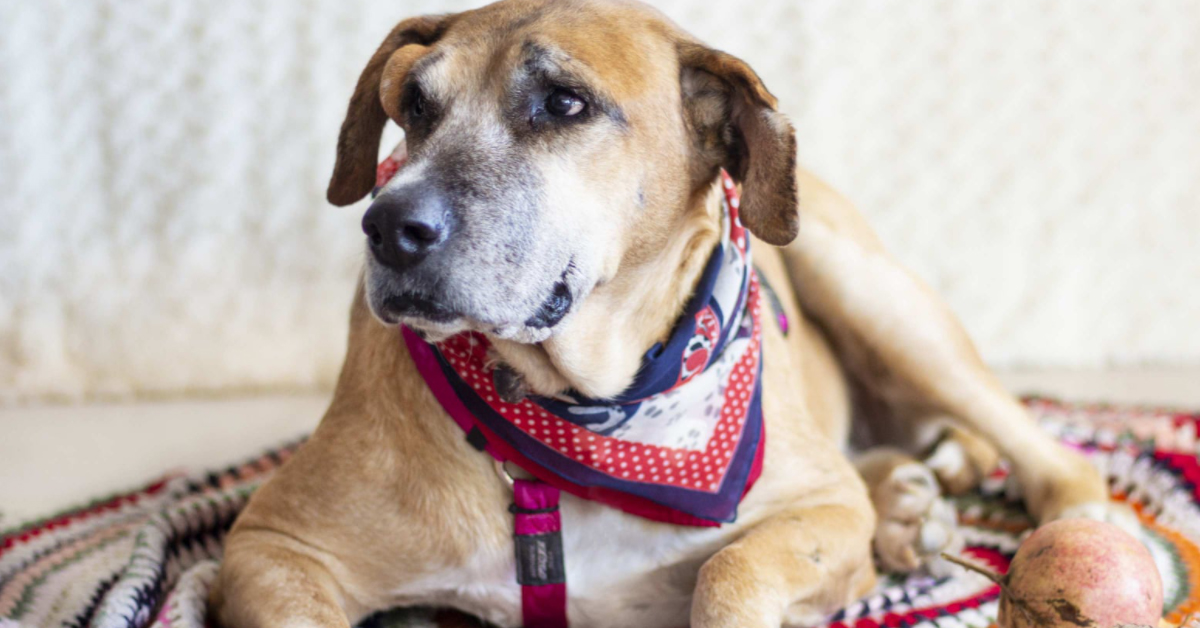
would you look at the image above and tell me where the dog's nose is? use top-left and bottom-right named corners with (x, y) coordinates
top-left (361, 187), bottom-right (452, 270)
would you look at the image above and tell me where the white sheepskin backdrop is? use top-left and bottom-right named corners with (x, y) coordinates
top-left (2, 0), bottom-right (1198, 402)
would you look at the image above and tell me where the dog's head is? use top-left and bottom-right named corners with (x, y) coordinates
top-left (329, 0), bottom-right (797, 343)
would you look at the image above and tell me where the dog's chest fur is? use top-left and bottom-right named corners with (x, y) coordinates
top-left (392, 493), bottom-right (750, 628)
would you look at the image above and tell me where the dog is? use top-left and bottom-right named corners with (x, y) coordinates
top-left (209, 1), bottom-right (1115, 626)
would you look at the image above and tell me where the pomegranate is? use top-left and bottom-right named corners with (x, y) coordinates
top-left (945, 519), bottom-right (1163, 627)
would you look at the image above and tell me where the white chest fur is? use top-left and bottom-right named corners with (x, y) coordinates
top-left (394, 493), bottom-right (746, 628)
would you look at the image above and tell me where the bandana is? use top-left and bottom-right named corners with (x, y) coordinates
top-left (378, 146), bottom-right (766, 526)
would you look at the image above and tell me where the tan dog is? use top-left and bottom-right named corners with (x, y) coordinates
top-left (210, 1), bottom-right (1114, 626)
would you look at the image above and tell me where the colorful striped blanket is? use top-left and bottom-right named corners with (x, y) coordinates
top-left (3, 398), bottom-right (1200, 628)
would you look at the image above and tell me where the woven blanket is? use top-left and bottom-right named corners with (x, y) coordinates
top-left (4, 398), bottom-right (1199, 628)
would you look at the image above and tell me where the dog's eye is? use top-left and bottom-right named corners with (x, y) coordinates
top-left (410, 90), bottom-right (427, 118)
top-left (545, 89), bottom-right (586, 117)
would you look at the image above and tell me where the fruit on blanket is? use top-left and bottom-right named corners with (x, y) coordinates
top-left (945, 519), bottom-right (1163, 627)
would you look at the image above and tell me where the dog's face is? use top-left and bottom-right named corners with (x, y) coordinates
top-left (328, 0), bottom-right (798, 343)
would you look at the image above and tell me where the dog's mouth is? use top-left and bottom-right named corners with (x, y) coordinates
top-left (380, 292), bottom-right (460, 324)
top-left (367, 262), bottom-right (580, 342)
top-left (524, 275), bottom-right (574, 330)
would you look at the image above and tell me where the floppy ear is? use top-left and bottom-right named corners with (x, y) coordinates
top-left (327, 15), bottom-right (451, 206)
top-left (679, 43), bottom-right (799, 246)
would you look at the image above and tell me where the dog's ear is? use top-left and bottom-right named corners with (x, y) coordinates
top-left (327, 15), bottom-right (452, 207)
top-left (679, 43), bottom-right (798, 246)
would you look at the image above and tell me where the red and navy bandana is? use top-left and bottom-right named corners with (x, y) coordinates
top-left (380, 145), bottom-right (766, 526)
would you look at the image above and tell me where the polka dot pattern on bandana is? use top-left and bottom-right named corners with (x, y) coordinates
top-left (437, 273), bottom-right (763, 494)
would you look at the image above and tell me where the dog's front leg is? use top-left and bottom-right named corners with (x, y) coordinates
top-left (691, 503), bottom-right (876, 628)
top-left (210, 529), bottom-right (357, 628)
top-left (781, 170), bottom-right (1110, 524)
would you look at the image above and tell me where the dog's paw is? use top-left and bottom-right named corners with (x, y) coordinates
top-left (1021, 450), bottom-right (1111, 524)
top-left (871, 462), bottom-right (963, 574)
top-left (923, 428), bottom-right (1000, 496)
top-left (1049, 500), bottom-right (1146, 544)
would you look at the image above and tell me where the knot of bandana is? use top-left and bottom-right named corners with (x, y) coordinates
top-left (383, 148), bottom-right (766, 526)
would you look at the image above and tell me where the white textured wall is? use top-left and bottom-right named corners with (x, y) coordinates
top-left (2, 0), bottom-right (1198, 402)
